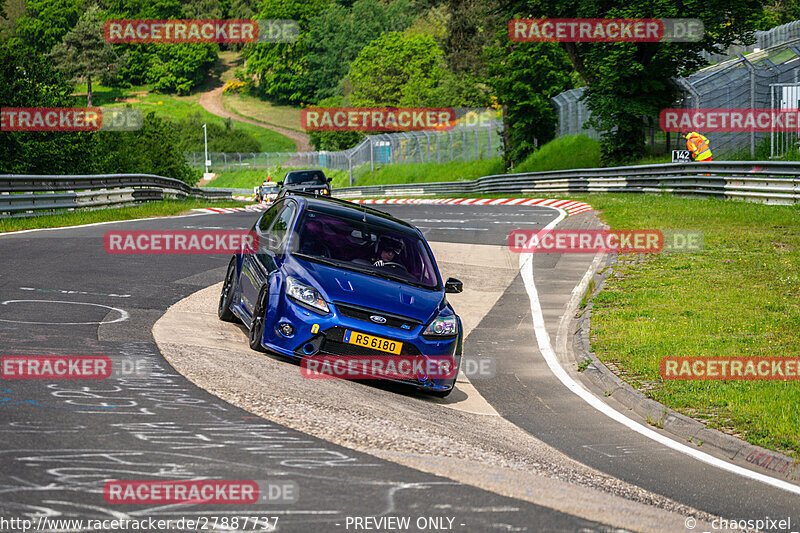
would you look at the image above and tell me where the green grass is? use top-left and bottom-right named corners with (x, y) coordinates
top-left (70, 84), bottom-right (296, 153)
top-left (574, 194), bottom-right (800, 457)
top-left (411, 191), bottom-right (800, 456)
top-left (0, 200), bottom-right (245, 233)
top-left (515, 135), bottom-right (602, 173)
top-left (222, 93), bottom-right (304, 132)
top-left (206, 159), bottom-right (503, 190)
top-left (353, 158), bottom-right (505, 186)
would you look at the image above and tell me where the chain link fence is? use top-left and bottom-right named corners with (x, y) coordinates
top-left (552, 19), bottom-right (800, 159)
top-left (188, 122), bottom-right (502, 185)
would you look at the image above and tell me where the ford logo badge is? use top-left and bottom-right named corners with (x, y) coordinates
top-left (370, 315), bottom-right (387, 324)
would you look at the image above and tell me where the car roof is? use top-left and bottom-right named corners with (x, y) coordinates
top-left (290, 194), bottom-right (419, 236)
top-left (285, 168), bottom-right (324, 174)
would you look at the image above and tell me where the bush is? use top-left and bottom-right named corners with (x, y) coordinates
top-left (514, 135), bottom-right (602, 173)
top-left (172, 113), bottom-right (261, 153)
top-left (95, 112), bottom-right (201, 185)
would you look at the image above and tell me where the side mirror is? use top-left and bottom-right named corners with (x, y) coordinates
top-left (444, 277), bottom-right (463, 294)
top-left (276, 181), bottom-right (283, 186)
top-left (326, 177), bottom-right (332, 184)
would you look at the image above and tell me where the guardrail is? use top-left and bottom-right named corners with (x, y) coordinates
top-left (4, 162), bottom-right (799, 218)
top-left (332, 161), bottom-right (800, 205)
top-left (0, 174), bottom-right (234, 218)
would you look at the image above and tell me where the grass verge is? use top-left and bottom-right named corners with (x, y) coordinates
top-left (405, 191), bottom-right (800, 456)
top-left (580, 194), bottom-right (800, 457)
top-left (221, 93), bottom-right (304, 132)
top-left (0, 200), bottom-right (245, 233)
top-left (353, 159), bottom-right (505, 186)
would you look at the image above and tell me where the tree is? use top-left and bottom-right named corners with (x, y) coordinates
top-left (243, 0), bottom-right (330, 105)
top-left (348, 32), bottom-right (448, 106)
top-left (307, 96), bottom-right (365, 150)
top-left (13, 0), bottom-right (84, 54)
top-left (500, 0), bottom-right (762, 164)
top-left (49, 6), bottom-right (124, 106)
top-left (102, 0), bottom-right (218, 93)
top-left (444, 0), bottom-right (500, 76)
top-left (304, 0), bottom-right (413, 102)
top-left (95, 112), bottom-right (201, 185)
top-left (484, 35), bottom-right (572, 167)
top-left (0, 39), bottom-right (97, 174)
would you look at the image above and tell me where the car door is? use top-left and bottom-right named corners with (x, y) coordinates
top-left (240, 200), bottom-right (298, 320)
top-left (239, 201), bottom-right (280, 318)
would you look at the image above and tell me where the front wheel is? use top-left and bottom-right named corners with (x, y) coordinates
top-left (248, 288), bottom-right (268, 352)
top-left (218, 258), bottom-right (239, 323)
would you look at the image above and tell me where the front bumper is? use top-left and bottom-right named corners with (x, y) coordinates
top-left (260, 297), bottom-right (460, 392)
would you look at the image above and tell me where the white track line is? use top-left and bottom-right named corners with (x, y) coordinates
top-left (520, 207), bottom-right (800, 496)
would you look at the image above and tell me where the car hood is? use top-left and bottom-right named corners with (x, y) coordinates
top-left (285, 256), bottom-right (443, 323)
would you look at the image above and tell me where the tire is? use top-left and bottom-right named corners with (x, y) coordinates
top-left (218, 258), bottom-right (239, 323)
top-left (248, 287), bottom-right (268, 352)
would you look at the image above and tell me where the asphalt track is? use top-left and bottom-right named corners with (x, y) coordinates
top-left (0, 204), bottom-right (796, 532)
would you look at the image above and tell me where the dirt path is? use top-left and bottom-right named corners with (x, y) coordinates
top-left (198, 86), bottom-right (312, 152)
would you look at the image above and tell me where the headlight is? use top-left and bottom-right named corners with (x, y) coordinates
top-left (322, 189), bottom-right (329, 195)
top-left (286, 276), bottom-right (329, 314)
top-left (423, 315), bottom-right (458, 336)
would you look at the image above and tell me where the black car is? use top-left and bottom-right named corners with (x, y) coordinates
top-left (277, 169), bottom-right (331, 198)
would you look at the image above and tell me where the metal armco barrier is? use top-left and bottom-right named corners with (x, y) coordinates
top-left (0, 174), bottom-right (233, 218)
top-left (3, 162), bottom-right (799, 219)
top-left (332, 161), bottom-right (800, 205)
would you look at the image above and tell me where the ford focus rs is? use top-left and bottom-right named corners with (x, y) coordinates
top-left (218, 194), bottom-right (464, 396)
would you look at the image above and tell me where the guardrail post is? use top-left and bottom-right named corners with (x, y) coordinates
top-left (252, 153), bottom-right (256, 169)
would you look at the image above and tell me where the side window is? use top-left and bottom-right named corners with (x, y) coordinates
top-left (258, 201), bottom-right (282, 233)
top-left (269, 201), bottom-right (297, 252)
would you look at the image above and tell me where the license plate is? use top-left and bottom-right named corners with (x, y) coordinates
top-left (343, 330), bottom-right (402, 355)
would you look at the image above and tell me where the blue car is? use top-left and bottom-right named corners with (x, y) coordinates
top-left (218, 194), bottom-right (464, 397)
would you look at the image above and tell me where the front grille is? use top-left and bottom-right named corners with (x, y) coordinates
top-left (334, 301), bottom-right (422, 331)
top-left (318, 327), bottom-right (421, 357)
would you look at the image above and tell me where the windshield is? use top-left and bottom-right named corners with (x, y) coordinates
top-left (285, 170), bottom-right (326, 185)
top-left (291, 210), bottom-right (439, 289)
